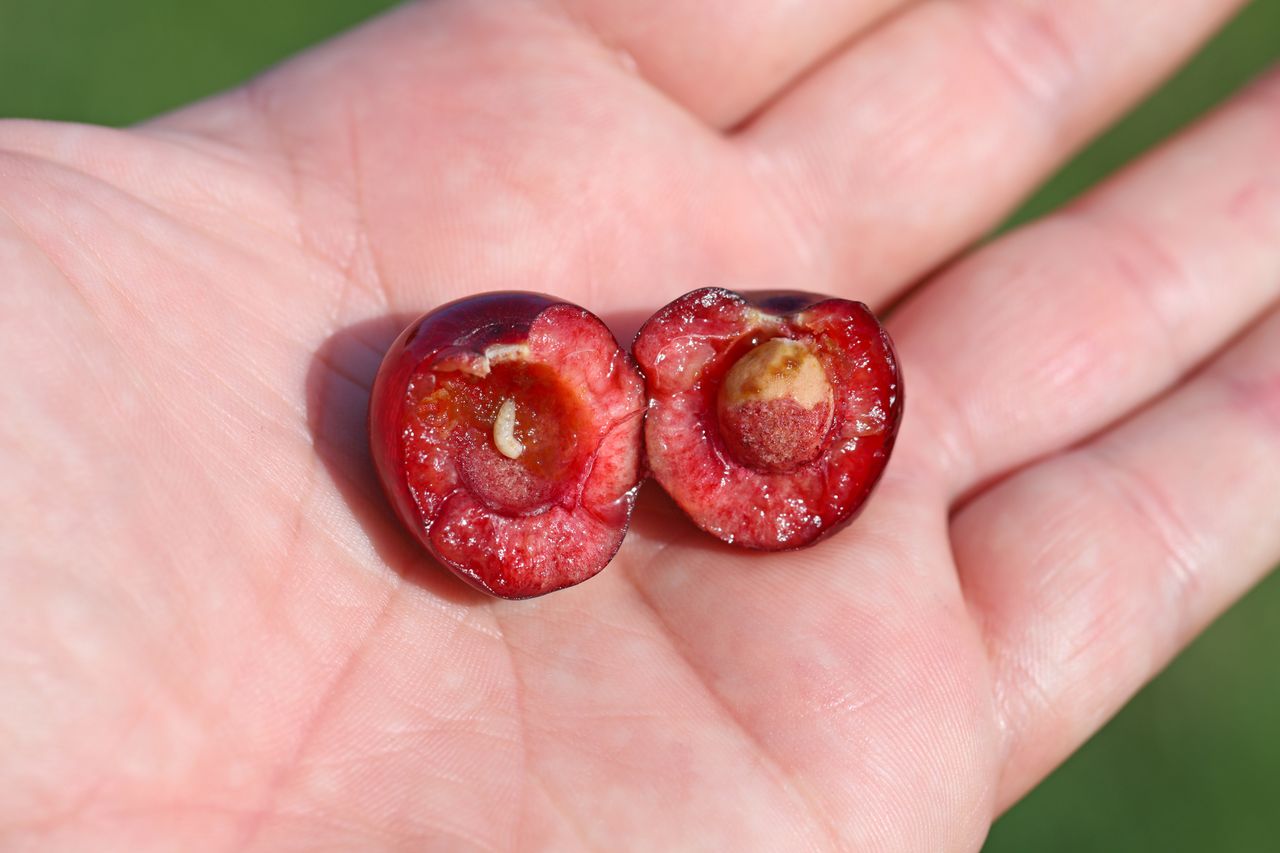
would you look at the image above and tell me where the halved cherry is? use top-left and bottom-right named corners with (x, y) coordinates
top-left (369, 293), bottom-right (645, 598)
top-left (633, 288), bottom-right (903, 550)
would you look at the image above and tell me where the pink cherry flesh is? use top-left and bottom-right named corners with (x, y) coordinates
top-left (633, 288), bottom-right (903, 550)
top-left (369, 293), bottom-right (645, 598)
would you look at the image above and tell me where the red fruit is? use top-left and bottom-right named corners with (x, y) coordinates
top-left (369, 293), bottom-right (645, 598)
top-left (633, 288), bottom-right (903, 550)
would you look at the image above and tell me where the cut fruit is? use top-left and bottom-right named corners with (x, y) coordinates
top-left (633, 288), bottom-right (903, 550)
top-left (369, 292), bottom-right (645, 598)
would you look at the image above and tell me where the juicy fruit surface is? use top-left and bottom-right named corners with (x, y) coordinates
top-left (634, 288), bottom-right (902, 550)
top-left (370, 293), bottom-right (645, 598)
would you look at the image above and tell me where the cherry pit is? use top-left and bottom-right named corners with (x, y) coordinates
top-left (369, 289), bottom-right (902, 599)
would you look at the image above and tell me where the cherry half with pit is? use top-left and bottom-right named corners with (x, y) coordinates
top-left (633, 288), bottom-right (903, 551)
top-left (370, 288), bottom-right (902, 597)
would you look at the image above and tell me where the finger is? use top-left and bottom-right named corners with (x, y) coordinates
top-left (953, 302), bottom-right (1280, 809)
top-left (158, 0), bottom-right (913, 139)
top-left (143, 0), bottom-right (808, 326)
top-left (554, 0), bottom-right (914, 127)
top-left (740, 0), bottom-right (1246, 300)
top-left (894, 66), bottom-right (1280, 495)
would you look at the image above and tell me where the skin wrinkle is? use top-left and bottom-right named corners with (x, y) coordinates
top-left (1, 137), bottom-right (294, 304)
top-left (987, 479), bottom-right (1124, 748)
top-left (739, 145), bottom-right (827, 273)
top-left (1064, 205), bottom-right (1202, 366)
top-left (211, 92), bottom-right (402, 702)
top-left (325, 724), bottom-right (521, 776)
top-left (963, 0), bottom-right (1084, 120)
top-left (619, 562), bottom-right (837, 853)
top-left (493, 611), bottom-right (595, 853)
top-left (363, 615), bottom-right (520, 851)
top-left (967, 534), bottom-right (1078, 805)
top-left (803, 675), bottom-right (891, 721)
top-left (244, 77), bottom-right (312, 261)
top-left (7, 159), bottom-right (153, 327)
top-left (229, 582), bottom-right (404, 852)
top-left (140, 130), bottom-right (298, 223)
top-left (0, 156), bottom-right (98, 322)
top-left (724, 2), bottom-right (922, 133)
top-left (0, 202), bottom-right (152, 453)
top-left (546, 0), bottom-right (921, 130)
top-left (1080, 443), bottom-right (1209, 642)
top-left (898, 354), bottom-right (985, 499)
top-left (3, 701), bottom-right (149, 836)
top-left (1, 147), bottom-right (346, 446)
top-left (0, 152), bottom-right (314, 564)
top-left (16, 801), bottom-right (403, 849)
top-left (341, 103), bottom-right (394, 312)
top-left (537, 0), bottom-right (665, 97)
top-left (235, 87), bottom-right (392, 322)
top-left (234, 453), bottom-right (323, 689)
top-left (117, 123), bottom-right (303, 251)
top-left (1231, 368), bottom-right (1280, 438)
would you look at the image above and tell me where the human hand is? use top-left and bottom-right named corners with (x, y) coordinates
top-left (3, 1), bottom-right (1278, 849)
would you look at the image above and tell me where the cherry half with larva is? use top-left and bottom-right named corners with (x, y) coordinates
top-left (369, 293), bottom-right (646, 599)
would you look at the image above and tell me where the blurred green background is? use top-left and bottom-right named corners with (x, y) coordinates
top-left (2, 1), bottom-right (1277, 849)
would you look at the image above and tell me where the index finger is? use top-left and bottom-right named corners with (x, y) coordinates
top-left (553, 0), bottom-right (915, 127)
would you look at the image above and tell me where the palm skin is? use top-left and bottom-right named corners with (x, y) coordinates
top-left (3, 2), bottom-right (1279, 851)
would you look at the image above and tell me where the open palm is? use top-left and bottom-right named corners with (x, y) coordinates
top-left (4, 1), bottom-right (1279, 850)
